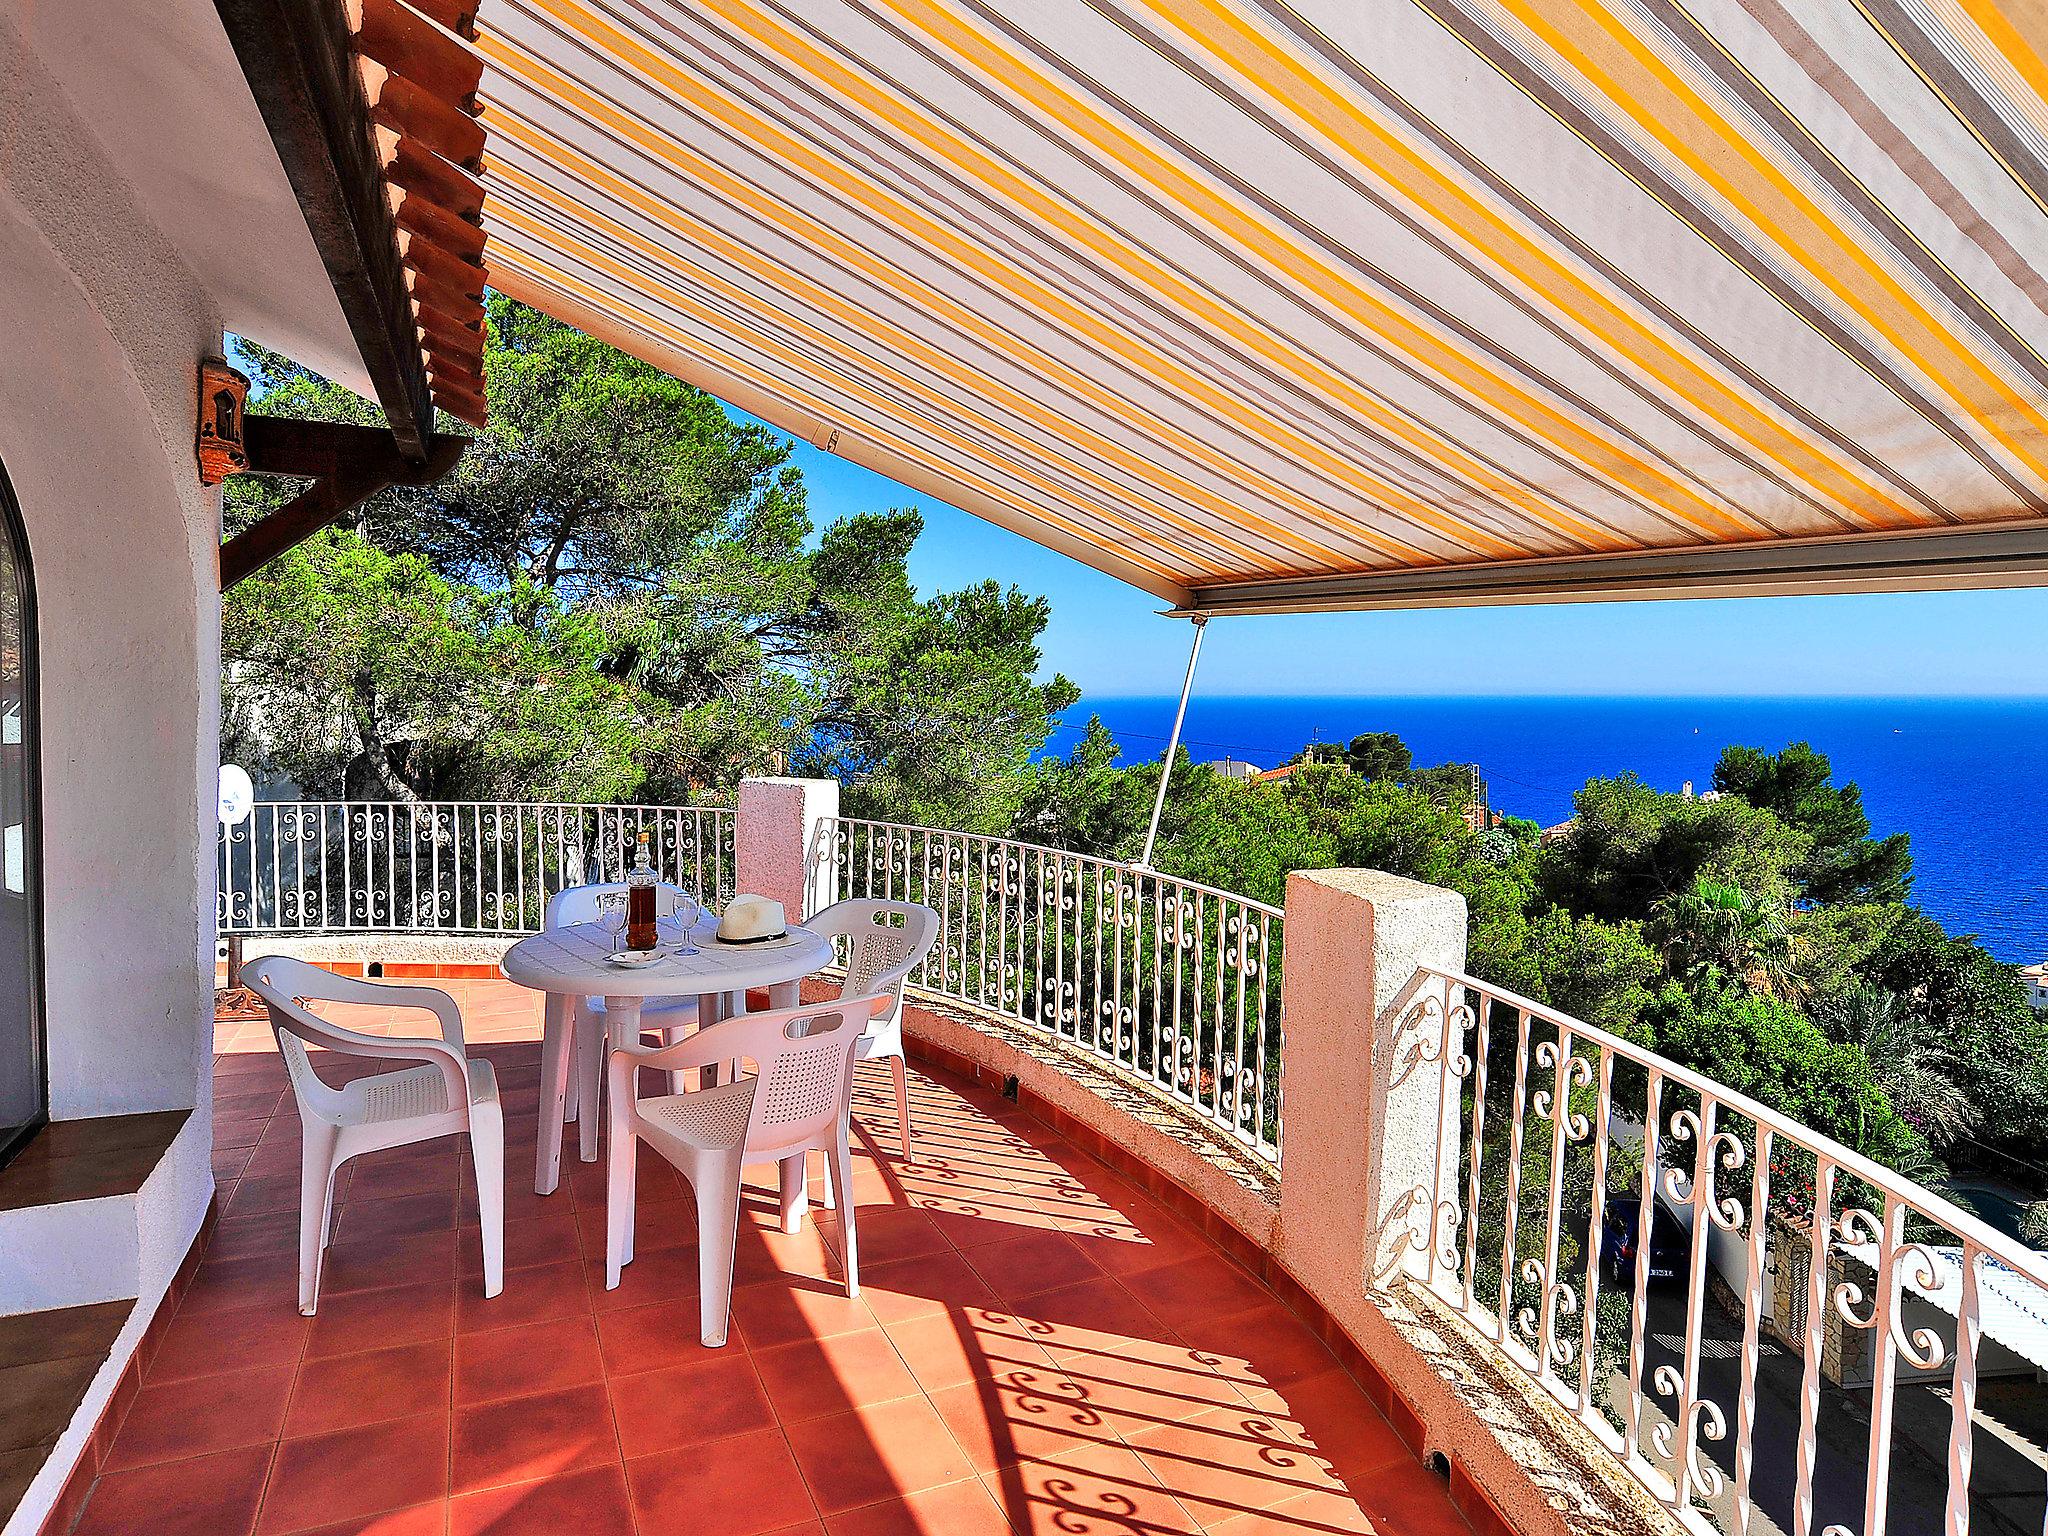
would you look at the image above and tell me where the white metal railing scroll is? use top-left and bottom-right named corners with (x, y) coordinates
top-left (219, 801), bottom-right (735, 936)
top-left (1389, 966), bottom-right (2048, 1536)
top-left (815, 818), bottom-right (1282, 1163)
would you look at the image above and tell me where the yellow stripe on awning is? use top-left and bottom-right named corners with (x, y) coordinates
top-left (469, 0), bottom-right (2048, 610)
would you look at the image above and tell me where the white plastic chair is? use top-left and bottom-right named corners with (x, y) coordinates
top-left (805, 899), bottom-right (940, 1164)
top-left (546, 880), bottom-right (704, 1156)
top-left (243, 955), bottom-right (504, 1316)
top-left (604, 995), bottom-right (886, 1347)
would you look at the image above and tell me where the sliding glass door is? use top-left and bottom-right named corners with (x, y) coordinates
top-left (0, 462), bottom-right (42, 1167)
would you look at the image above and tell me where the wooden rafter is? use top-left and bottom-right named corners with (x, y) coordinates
top-left (217, 0), bottom-right (492, 445)
top-left (218, 0), bottom-right (437, 458)
top-left (219, 417), bottom-right (466, 588)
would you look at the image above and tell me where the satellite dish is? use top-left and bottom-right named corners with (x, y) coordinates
top-left (218, 765), bottom-right (254, 827)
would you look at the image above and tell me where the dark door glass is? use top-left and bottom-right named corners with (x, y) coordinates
top-left (0, 465), bottom-right (43, 1167)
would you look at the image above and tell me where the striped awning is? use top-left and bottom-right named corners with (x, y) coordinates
top-left (467, 0), bottom-right (2048, 611)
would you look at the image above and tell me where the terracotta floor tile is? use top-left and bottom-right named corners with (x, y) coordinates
top-left (456, 1210), bottom-right (580, 1274)
top-left (207, 1212), bottom-right (305, 1264)
top-left (1124, 1406), bottom-right (1344, 1527)
top-left (731, 1278), bottom-right (875, 1351)
top-left (454, 1259), bottom-right (587, 1335)
top-left (285, 1339), bottom-right (454, 1437)
top-left (880, 1310), bottom-right (1056, 1395)
top-left (821, 1476), bottom-right (1013, 1536)
top-left (225, 1174), bottom-right (308, 1220)
top-left (286, 1501), bottom-right (451, 1536)
top-left (172, 1012), bottom-right (1464, 1536)
top-left (595, 1299), bottom-right (715, 1376)
top-left (150, 1303), bottom-right (309, 1381)
top-left (336, 1191), bottom-right (460, 1243)
top-left (626, 1427), bottom-right (820, 1536)
top-left (607, 1353), bottom-right (776, 1459)
top-left (585, 1246), bottom-right (702, 1312)
top-left (107, 1364), bottom-right (294, 1469)
top-left (449, 1463), bottom-right (634, 1536)
top-left (785, 1396), bottom-right (976, 1514)
top-left (260, 1413), bottom-right (451, 1534)
top-left (731, 1223), bottom-right (844, 1290)
top-left (455, 1315), bottom-right (604, 1405)
top-left (1350, 1458), bottom-right (1471, 1536)
top-left (349, 1154), bottom-right (462, 1203)
top-left (752, 1328), bottom-right (919, 1423)
top-left (928, 1368), bottom-right (1118, 1474)
top-left (452, 1382), bottom-right (618, 1494)
top-left (963, 1230), bottom-right (1103, 1300)
top-left (987, 1442), bottom-right (1201, 1536)
top-left (857, 1251), bottom-right (1001, 1327)
top-left (1056, 1346), bottom-right (1255, 1432)
top-left (1120, 1257), bottom-right (1274, 1330)
top-left (1083, 1207), bottom-right (1213, 1278)
top-left (1012, 1278), bottom-right (1183, 1361)
top-left (1188, 1305), bottom-right (1341, 1398)
top-left (321, 1230), bottom-right (460, 1298)
top-left (1206, 1488), bottom-right (1376, 1536)
top-left (832, 1207), bottom-right (949, 1267)
top-left (73, 1443), bottom-right (272, 1536)
top-left (179, 1253), bottom-right (302, 1318)
top-left (1251, 1370), bottom-right (1410, 1488)
top-left (305, 1282), bottom-right (459, 1359)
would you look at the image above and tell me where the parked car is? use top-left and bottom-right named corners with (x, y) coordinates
top-left (1602, 1196), bottom-right (1690, 1284)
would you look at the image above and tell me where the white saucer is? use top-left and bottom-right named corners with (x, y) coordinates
top-left (604, 947), bottom-right (669, 968)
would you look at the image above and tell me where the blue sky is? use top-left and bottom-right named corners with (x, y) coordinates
top-left (763, 418), bottom-right (2048, 701)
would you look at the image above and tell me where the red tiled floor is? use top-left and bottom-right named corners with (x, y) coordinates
top-left (784, 1396), bottom-right (976, 1514)
top-left (452, 1381), bottom-right (618, 1493)
top-left (284, 1339), bottom-right (454, 1437)
top-left (625, 1427), bottom-right (817, 1536)
top-left (104, 1364), bottom-right (294, 1470)
top-left (64, 981), bottom-right (1465, 1536)
top-left (258, 1412), bottom-right (452, 1533)
top-left (823, 1477), bottom-right (1014, 1536)
top-left (71, 1444), bottom-right (272, 1536)
top-left (451, 1464), bottom-right (636, 1536)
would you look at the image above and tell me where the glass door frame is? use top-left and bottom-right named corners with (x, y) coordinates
top-left (0, 460), bottom-right (43, 1170)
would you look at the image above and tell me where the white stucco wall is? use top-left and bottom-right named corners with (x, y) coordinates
top-left (0, 17), bottom-right (226, 1533)
top-left (0, 9), bottom-right (223, 1124)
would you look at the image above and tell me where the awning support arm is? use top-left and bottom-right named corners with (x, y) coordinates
top-left (1135, 614), bottom-right (1208, 872)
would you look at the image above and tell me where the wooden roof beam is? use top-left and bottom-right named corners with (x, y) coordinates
top-left (217, 0), bottom-right (437, 459)
top-left (221, 417), bottom-right (467, 586)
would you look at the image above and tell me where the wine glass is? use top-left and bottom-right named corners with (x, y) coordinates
top-left (597, 899), bottom-right (627, 954)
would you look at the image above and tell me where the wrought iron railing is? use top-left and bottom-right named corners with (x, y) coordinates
top-left (218, 801), bottom-right (735, 936)
top-left (1391, 966), bottom-right (2048, 1536)
top-left (814, 817), bottom-right (1282, 1162)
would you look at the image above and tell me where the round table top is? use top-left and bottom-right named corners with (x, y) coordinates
top-left (501, 912), bottom-right (833, 998)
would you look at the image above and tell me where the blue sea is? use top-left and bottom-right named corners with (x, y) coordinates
top-left (1052, 696), bottom-right (2048, 964)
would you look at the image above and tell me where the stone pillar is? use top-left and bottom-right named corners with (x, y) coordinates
top-left (1273, 869), bottom-right (1467, 1308)
top-left (735, 777), bottom-right (839, 920)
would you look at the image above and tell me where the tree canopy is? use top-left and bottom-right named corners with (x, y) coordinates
top-left (224, 298), bottom-right (1073, 823)
top-left (1016, 726), bottom-right (2048, 1180)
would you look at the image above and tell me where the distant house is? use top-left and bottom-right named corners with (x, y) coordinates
top-left (1540, 818), bottom-right (1578, 846)
top-left (1207, 757), bottom-right (1260, 780)
top-left (1254, 763), bottom-right (1302, 783)
top-left (2023, 962), bottom-right (2048, 1009)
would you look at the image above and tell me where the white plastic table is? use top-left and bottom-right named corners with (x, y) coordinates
top-left (502, 913), bottom-right (834, 1195)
